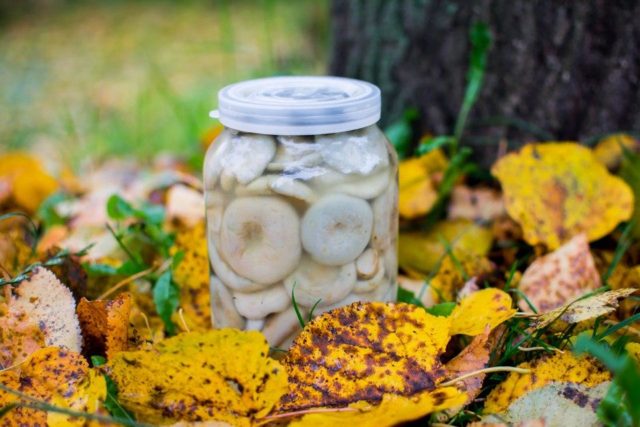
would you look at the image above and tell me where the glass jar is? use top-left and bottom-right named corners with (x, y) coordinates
top-left (204, 76), bottom-right (398, 347)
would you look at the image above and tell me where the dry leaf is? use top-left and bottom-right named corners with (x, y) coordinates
top-left (518, 234), bottom-right (601, 312)
top-left (0, 267), bottom-right (82, 367)
top-left (77, 293), bottom-right (132, 359)
top-left (399, 219), bottom-right (493, 276)
top-left (108, 330), bottom-right (287, 425)
top-left (492, 142), bottom-right (633, 249)
top-left (484, 352), bottom-right (611, 414)
top-left (170, 222), bottom-right (211, 331)
top-left (447, 185), bottom-right (505, 223)
top-left (0, 227), bottom-right (33, 276)
top-left (445, 327), bottom-right (491, 404)
top-left (165, 184), bottom-right (205, 227)
top-left (286, 387), bottom-right (466, 427)
top-left (482, 381), bottom-right (609, 427)
top-left (593, 133), bottom-right (639, 170)
top-left (529, 288), bottom-right (637, 332)
top-left (0, 152), bottom-right (58, 213)
top-left (626, 342), bottom-right (640, 363)
top-left (430, 251), bottom-right (494, 302)
top-left (398, 149), bottom-right (448, 219)
top-left (449, 288), bottom-right (516, 336)
top-left (0, 346), bottom-right (106, 426)
top-left (277, 302), bottom-right (452, 412)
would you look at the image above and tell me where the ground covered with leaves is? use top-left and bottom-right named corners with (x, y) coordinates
top-left (0, 128), bottom-right (639, 427)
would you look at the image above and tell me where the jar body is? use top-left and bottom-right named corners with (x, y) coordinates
top-left (204, 125), bottom-right (398, 347)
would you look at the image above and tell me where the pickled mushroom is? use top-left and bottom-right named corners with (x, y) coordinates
top-left (283, 256), bottom-right (356, 307)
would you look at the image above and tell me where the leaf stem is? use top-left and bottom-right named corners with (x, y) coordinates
top-left (439, 366), bottom-right (531, 386)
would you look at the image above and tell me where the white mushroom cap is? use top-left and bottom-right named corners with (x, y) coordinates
top-left (310, 167), bottom-right (391, 200)
top-left (262, 308), bottom-right (302, 348)
top-left (219, 170), bottom-right (236, 192)
top-left (371, 180), bottom-right (398, 251)
top-left (354, 263), bottom-right (386, 294)
top-left (355, 248), bottom-right (380, 280)
top-left (244, 319), bottom-right (266, 331)
top-left (220, 133), bottom-right (276, 185)
top-left (207, 236), bottom-right (265, 292)
top-left (220, 196), bottom-right (302, 284)
top-left (203, 130), bottom-right (233, 190)
top-left (235, 175), bottom-right (317, 204)
top-left (283, 255), bottom-right (356, 307)
top-left (267, 136), bottom-right (322, 172)
top-left (315, 126), bottom-right (389, 175)
top-left (210, 276), bottom-right (245, 329)
top-left (233, 284), bottom-right (290, 320)
top-left (301, 193), bottom-right (373, 266)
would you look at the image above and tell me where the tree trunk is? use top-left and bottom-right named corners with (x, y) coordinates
top-left (330, 0), bottom-right (640, 164)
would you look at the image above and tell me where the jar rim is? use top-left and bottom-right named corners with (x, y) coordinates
top-left (211, 76), bottom-right (381, 135)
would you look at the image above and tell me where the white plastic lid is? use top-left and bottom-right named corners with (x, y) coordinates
top-left (210, 76), bottom-right (381, 135)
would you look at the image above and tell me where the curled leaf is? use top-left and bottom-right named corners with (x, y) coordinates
top-left (518, 233), bottom-right (601, 312)
top-left (484, 352), bottom-right (611, 414)
top-left (77, 292), bottom-right (132, 359)
top-left (492, 142), bottom-right (633, 249)
top-left (529, 288), bottom-right (637, 332)
top-left (107, 330), bottom-right (287, 425)
top-left (449, 288), bottom-right (516, 336)
top-left (444, 327), bottom-right (491, 404)
top-left (277, 302), bottom-right (452, 412)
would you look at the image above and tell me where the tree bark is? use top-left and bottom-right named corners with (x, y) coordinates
top-left (330, 0), bottom-right (640, 163)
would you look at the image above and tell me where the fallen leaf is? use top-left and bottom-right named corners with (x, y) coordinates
top-left (626, 342), bottom-right (640, 363)
top-left (0, 267), bottom-right (82, 367)
top-left (398, 149), bottom-right (448, 219)
top-left (447, 185), bottom-right (505, 223)
top-left (77, 293), bottom-right (132, 359)
top-left (481, 381), bottom-right (609, 427)
top-left (430, 251), bottom-right (494, 302)
top-left (449, 288), bottom-right (516, 336)
top-left (492, 142), bottom-right (633, 249)
top-left (445, 327), bottom-right (491, 404)
top-left (277, 302), bottom-right (452, 412)
top-left (0, 346), bottom-right (106, 426)
top-left (484, 352), bottom-right (611, 414)
top-left (518, 234), bottom-right (601, 312)
top-left (165, 184), bottom-right (205, 227)
top-left (0, 152), bottom-right (58, 213)
top-left (593, 133), bottom-right (639, 170)
top-left (399, 219), bottom-right (493, 276)
top-left (0, 226), bottom-right (33, 276)
top-left (170, 222), bottom-right (211, 331)
top-left (529, 288), bottom-right (637, 332)
top-left (286, 387), bottom-right (466, 427)
top-left (107, 330), bottom-right (287, 425)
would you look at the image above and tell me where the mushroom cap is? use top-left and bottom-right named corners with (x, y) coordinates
top-left (267, 136), bottom-right (322, 172)
top-left (315, 126), bottom-right (389, 175)
top-left (207, 236), bottom-right (265, 292)
top-left (355, 248), bottom-right (380, 280)
top-left (210, 276), bottom-right (245, 329)
top-left (283, 255), bottom-right (356, 307)
top-left (262, 308), bottom-right (301, 348)
top-left (9, 267), bottom-right (82, 352)
top-left (301, 193), bottom-right (373, 266)
top-left (233, 284), bottom-right (290, 320)
top-left (354, 263), bottom-right (386, 293)
top-left (220, 196), bottom-right (302, 284)
top-left (220, 133), bottom-right (276, 185)
top-left (236, 175), bottom-right (317, 204)
top-left (371, 180), bottom-right (398, 251)
top-left (203, 129), bottom-right (233, 190)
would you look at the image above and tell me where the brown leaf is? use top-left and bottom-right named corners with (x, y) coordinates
top-left (518, 234), bottom-right (601, 312)
top-left (77, 292), bottom-right (132, 359)
top-left (445, 327), bottom-right (491, 404)
top-left (447, 185), bottom-right (505, 223)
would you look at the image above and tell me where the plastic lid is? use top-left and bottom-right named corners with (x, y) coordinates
top-left (210, 76), bottom-right (381, 135)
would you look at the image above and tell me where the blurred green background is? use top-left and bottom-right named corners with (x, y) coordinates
top-left (0, 0), bottom-right (329, 167)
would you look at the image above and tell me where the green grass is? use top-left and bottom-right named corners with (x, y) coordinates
top-left (0, 0), bottom-right (329, 168)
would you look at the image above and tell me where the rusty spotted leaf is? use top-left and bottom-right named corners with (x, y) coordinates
top-left (483, 352), bottom-right (611, 414)
top-left (286, 387), bottom-right (466, 427)
top-left (518, 234), bottom-right (601, 312)
top-left (170, 222), bottom-right (211, 331)
top-left (449, 289), bottom-right (516, 336)
top-left (0, 152), bottom-right (58, 213)
top-left (107, 330), bottom-right (287, 425)
top-left (277, 302), bottom-right (452, 413)
top-left (444, 327), bottom-right (491, 405)
top-left (0, 347), bottom-right (106, 426)
top-left (529, 288), bottom-right (637, 332)
top-left (77, 293), bottom-right (132, 359)
top-left (492, 142), bottom-right (634, 249)
top-left (398, 149), bottom-right (448, 219)
top-left (399, 219), bottom-right (493, 277)
top-left (0, 267), bottom-right (81, 367)
top-left (430, 251), bottom-right (494, 302)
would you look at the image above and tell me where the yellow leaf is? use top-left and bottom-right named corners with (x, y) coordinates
top-left (449, 289), bottom-right (516, 336)
top-left (529, 288), bottom-right (637, 332)
top-left (0, 152), bottom-right (58, 213)
top-left (170, 222), bottom-right (211, 331)
top-left (483, 352), bottom-right (611, 414)
top-left (518, 233), bottom-right (601, 312)
top-left (107, 330), bottom-right (287, 425)
top-left (398, 149), bottom-right (448, 219)
top-left (593, 133), bottom-right (639, 170)
top-left (277, 302), bottom-right (452, 412)
top-left (626, 342), bottom-right (640, 364)
top-left (492, 142), bottom-right (634, 249)
top-left (77, 292), bottom-right (132, 359)
top-left (399, 219), bottom-right (493, 276)
top-left (287, 387), bottom-right (466, 427)
top-left (430, 251), bottom-right (494, 302)
top-left (0, 347), bottom-right (106, 426)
